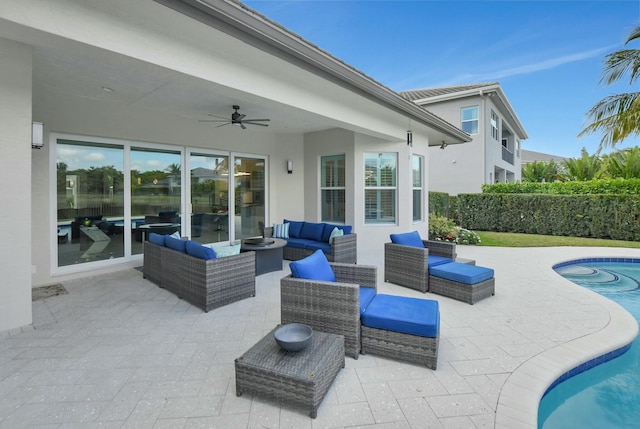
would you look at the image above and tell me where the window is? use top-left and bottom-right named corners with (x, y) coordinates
top-left (461, 106), bottom-right (479, 134)
top-left (491, 110), bottom-right (499, 140)
top-left (412, 155), bottom-right (424, 222)
top-left (364, 153), bottom-right (396, 224)
top-left (321, 155), bottom-right (345, 222)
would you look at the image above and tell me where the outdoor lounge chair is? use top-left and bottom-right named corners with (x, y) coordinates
top-left (384, 231), bottom-right (457, 293)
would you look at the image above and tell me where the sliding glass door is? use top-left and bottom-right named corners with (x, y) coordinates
top-left (189, 153), bottom-right (230, 244)
top-left (233, 156), bottom-right (266, 240)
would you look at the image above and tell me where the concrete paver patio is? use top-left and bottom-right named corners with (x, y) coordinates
top-left (1, 245), bottom-right (639, 428)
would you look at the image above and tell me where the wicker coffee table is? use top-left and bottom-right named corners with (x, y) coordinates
top-left (235, 326), bottom-right (344, 418)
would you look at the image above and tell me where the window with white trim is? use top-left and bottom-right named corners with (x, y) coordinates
top-left (461, 106), bottom-right (479, 134)
top-left (491, 110), bottom-right (499, 140)
top-left (412, 155), bottom-right (424, 222)
top-left (321, 154), bottom-right (345, 223)
top-left (364, 152), bottom-right (396, 224)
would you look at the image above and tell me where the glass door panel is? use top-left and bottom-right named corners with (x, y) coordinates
top-left (233, 156), bottom-right (265, 240)
top-left (56, 140), bottom-right (125, 266)
top-left (130, 147), bottom-right (182, 255)
top-left (189, 153), bottom-right (229, 244)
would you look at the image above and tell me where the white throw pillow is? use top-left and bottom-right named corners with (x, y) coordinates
top-left (329, 227), bottom-right (344, 243)
top-left (273, 222), bottom-right (290, 239)
top-left (209, 243), bottom-right (241, 257)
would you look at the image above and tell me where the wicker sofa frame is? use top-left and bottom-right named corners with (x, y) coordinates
top-left (384, 240), bottom-right (457, 293)
top-left (143, 241), bottom-right (256, 312)
top-left (429, 275), bottom-right (495, 305)
top-left (361, 326), bottom-right (439, 369)
top-left (264, 226), bottom-right (357, 263)
top-left (280, 262), bottom-right (377, 359)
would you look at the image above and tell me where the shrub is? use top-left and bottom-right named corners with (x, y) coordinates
top-left (428, 214), bottom-right (458, 242)
top-left (456, 227), bottom-right (481, 245)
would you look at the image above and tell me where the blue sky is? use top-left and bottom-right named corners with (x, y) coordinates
top-left (244, 0), bottom-right (640, 159)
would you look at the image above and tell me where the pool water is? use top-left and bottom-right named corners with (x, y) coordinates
top-left (539, 260), bottom-right (640, 428)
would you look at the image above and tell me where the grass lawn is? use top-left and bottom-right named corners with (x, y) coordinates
top-left (476, 231), bottom-right (640, 248)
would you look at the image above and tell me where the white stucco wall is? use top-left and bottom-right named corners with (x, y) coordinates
top-left (0, 38), bottom-right (33, 332)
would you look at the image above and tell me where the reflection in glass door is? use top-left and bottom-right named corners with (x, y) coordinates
top-left (56, 140), bottom-right (125, 267)
top-left (130, 147), bottom-right (182, 255)
top-left (234, 156), bottom-right (265, 240)
top-left (189, 153), bottom-right (229, 244)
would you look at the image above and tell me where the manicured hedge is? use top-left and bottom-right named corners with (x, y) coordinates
top-left (428, 191), bottom-right (450, 217)
top-left (482, 178), bottom-right (640, 195)
top-left (455, 193), bottom-right (640, 241)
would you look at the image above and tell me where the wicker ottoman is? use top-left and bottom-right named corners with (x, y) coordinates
top-left (429, 262), bottom-right (495, 304)
top-left (361, 294), bottom-right (439, 369)
top-left (235, 326), bottom-right (344, 418)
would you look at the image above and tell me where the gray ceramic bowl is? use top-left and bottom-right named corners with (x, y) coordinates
top-left (274, 323), bottom-right (313, 352)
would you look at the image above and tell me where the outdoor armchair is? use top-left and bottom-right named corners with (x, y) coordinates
top-left (384, 236), bottom-right (456, 293)
top-left (280, 262), bottom-right (377, 359)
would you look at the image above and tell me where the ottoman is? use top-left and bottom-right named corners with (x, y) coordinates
top-left (429, 261), bottom-right (495, 304)
top-left (360, 294), bottom-right (439, 369)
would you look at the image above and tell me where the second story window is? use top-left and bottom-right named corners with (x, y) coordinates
top-left (491, 110), bottom-right (499, 140)
top-left (461, 106), bottom-right (478, 134)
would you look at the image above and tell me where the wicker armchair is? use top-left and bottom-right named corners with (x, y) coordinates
top-left (384, 240), bottom-right (456, 293)
top-left (280, 262), bottom-right (377, 359)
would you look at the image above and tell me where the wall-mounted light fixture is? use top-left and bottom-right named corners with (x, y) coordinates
top-left (287, 159), bottom-right (293, 174)
top-left (407, 130), bottom-right (413, 147)
top-left (32, 122), bottom-right (44, 149)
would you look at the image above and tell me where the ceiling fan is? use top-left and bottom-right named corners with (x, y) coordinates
top-left (199, 105), bottom-right (270, 129)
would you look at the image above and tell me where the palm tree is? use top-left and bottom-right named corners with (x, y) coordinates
top-left (579, 26), bottom-right (640, 150)
top-left (601, 146), bottom-right (640, 178)
top-left (521, 160), bottom-right (561, 182)
top-left (561, 148), bottom-right (603, 181)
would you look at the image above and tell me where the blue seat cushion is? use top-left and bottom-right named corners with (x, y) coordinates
top-left (185, 240), bottom-right (216, 260)
top-left (428, 255), bottom-right (453, 268)
top-left (285, 237), bottom-right (308, 249)
top-left (304, 240), bottom-right (331, 254)
top-left (148, 233), bottom-right (165, 246)
top-left (361, 294), bottom-right (439, 338)
top-left (289, 249), bottom-right (336, 282)
top-left (165, 236), bottom-right (187, 253)
top-left (390, 231), bottom-right (424, 248)
top-left (429, 262), bottom-right (494, 285)
top-left (359, 287), bottom-right (377, 316)
top-left (284, 219), bottom-right (304, 238)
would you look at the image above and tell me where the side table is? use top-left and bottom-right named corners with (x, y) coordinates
top-left (235, 326), bottom-right (344, 418)
top-left (240, 238), bottom-right (287, 275)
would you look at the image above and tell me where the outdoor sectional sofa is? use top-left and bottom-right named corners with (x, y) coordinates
top-left (143, 233), bottom-right (256, 312)
top-left (264, 219), bottom-right (357, 263)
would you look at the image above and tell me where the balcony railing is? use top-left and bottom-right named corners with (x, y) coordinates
top-left (502, 146), bottom-right (514, 165)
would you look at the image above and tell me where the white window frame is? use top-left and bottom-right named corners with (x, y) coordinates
top-left (461, 106), bottom-right (479, 134)
top-left (320, 154), bottom-right (346, 223)
top-left (412, 154), bottom-right (424, 223)
top-left (364, 152), bottom-right (397, 225)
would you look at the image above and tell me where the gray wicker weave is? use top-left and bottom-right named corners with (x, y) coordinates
top-left (280, 262), bottom-right (377, 359)
top-left (361, 325), bottom-right (439, 369)
top-left (384, 240), bottom-right (457, 293)
top-left (428, 275), bottom-right (495, 305)
top-left (235, 326), bottom-right (344, 418)
top-left (142, 240), bottom-right (162, 286)
top-left (143, 241), bottom-right (256, 312)
top-left (264, 226), bottom-right (358, 263)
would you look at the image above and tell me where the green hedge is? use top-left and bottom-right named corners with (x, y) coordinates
top-left (456, 193), bottom-right (640, 241)
top-left (429, 191), bottom-right (451, 217)
top-left (482, 178), bottom-right (640, 195)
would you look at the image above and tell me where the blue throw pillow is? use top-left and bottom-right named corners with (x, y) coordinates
top-left (284, 219), bottom-right (304, 238)
top-left (390, 231), bottom-right (424, 248)
top-left (289, 249), bottom-right (336, 282)
top-left (185, 240), bottom-right (216, 260)
top-left (148, 233), bottom-right (166, 246)
top-left (165, 236), bottom-right (187, 253)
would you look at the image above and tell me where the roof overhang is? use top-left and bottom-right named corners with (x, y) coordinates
top-left (153, 0), bottom-right (471, 146)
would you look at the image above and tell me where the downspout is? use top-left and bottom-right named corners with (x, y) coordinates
top-left (480, 89), bottom-right (488, 185)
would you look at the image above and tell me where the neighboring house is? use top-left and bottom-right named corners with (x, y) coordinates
top-left (521, 149), bottom-right (569, 166)
top-left (0, 0), bottom-right (470, 332)
top-left (401, 83), bottom-right (528, 195)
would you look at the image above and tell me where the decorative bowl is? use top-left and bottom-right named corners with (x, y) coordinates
top-left (274, 323), bottom-right (313, 352)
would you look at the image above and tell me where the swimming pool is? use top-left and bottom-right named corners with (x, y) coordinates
top-left (539, 259), bottom-right (640, 428)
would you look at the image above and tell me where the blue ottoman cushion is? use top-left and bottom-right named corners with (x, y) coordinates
top-left (430, 262), bottom-right (494, 285)
top-left (428, 255), bottom-right (453, 268)
top-left (361, 294), bottom-right (439, 338)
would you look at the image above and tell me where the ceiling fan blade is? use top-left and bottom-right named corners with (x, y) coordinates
top-left (244, 121), bottom-right (269, 127)
top-left (199, 119), bottom-right (228, 123)
top-left (216, 123), bottom-right (230, 128)
top-left (240, 123), bottom-right (247, 130)
top-left (208, 113), bottom-right (229, 120)
top-left (237, 114), bottom-right (246, 121)
top-left (244, 118), bottom-right (270, 122)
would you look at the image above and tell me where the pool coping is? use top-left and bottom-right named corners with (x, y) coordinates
top-left (495, 257), bottom-right (640, 429)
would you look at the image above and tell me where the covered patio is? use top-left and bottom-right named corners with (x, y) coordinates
top-left (1, 245), bottom-right (637, 428)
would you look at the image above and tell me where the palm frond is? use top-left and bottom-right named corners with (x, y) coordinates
top-left (602, 49), bottom-right (640, 84)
